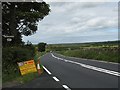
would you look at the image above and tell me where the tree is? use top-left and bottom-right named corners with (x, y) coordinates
top-left (38, 42), bottom-right (47, 52)
top-left (2, 2), bottom-right (50, 46)
top-left (26, 40), bottom-right (32, 46)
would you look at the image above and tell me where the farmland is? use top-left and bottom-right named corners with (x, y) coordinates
top-left (47, 41), bottom-right (119, 63)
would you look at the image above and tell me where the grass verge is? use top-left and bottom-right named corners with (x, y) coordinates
top-left (16, 72), bottom-right (38, 84)
top-left (57, 48), bottom-right (119, 63)
top-left (2, 72), bottom-right (39, 88)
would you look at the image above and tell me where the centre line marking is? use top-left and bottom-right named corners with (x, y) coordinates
top-left (53, 77), bottom-right (60, 82)
top-left (51, 53), bottom-right (120, 77)
top-left (43, 66), bottom-right (52, 75)
top-left (62, 85), bottom-right (71, 90)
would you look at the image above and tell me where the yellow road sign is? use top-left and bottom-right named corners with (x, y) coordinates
top-left (18, 60), bottom-right (37, 75)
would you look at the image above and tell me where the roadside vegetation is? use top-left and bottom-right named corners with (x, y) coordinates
top-left (2, 44), bottom-right (46, 87)
top-left (47, 41), bottom-right (119, 63)
top-left (3, 42), bottom-right (48, 85)
top-left (3, 43), bottom-right (48, 85)
top-left (2, 44), bottom-right (36, 83)
top-left (2, 2), bottom-right (50, 87)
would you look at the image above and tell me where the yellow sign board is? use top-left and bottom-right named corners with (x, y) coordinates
top-left (18, 60), bottom-right (37, 75)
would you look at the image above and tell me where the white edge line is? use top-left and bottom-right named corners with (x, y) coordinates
top-left (43, 66), bottom-right (52, 75)
top-left (57, 53), bottom-right (119, 65)
top-left (53, 77), bottom-right (60, 82)
top-left (62, 85), bottom-right (71, 90)
top-left (51, 53), bottom-right (120, 77)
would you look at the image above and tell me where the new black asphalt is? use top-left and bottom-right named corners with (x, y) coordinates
top-left (2, 69), bottom-right (63, 89)
top-left (3, 52), bottom-right (119, 89)
top-left (14, 71), bottom-right (63, 88)
top-left (41, 52), bottom-right (119, 88)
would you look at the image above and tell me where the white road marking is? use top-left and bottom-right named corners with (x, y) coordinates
top-left (43, 65), bottom-right (71, 89)
top-left (62, 85), bottom-right (71, 90)
top-left (43, 66), bottom-right (52, 75)
top-left (82, 58), bottom-right (119, 65)
top-left (57, 53), bottom-right (119, 65)
top-left (65, 60), bottom-right (68, 62)
top-left (51, 53), bottom-right (120, 77)
top-left (53, 77), bottom-right (60, 82)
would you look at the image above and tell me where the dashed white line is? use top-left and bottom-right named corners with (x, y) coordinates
top-left (62, 85), bottom-right (71, 90)
top-left (51, 53), bottom-right (120, 77)
top-left (43, 66), bottom-right (52, 75)
top-left (53, 77), bottom-right (60, 82)
top-left (43, 65), bottom-right (71, 89)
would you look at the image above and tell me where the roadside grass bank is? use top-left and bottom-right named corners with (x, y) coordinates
top-left (56, 47), bottom-right (119, 63)
top-left (34, 51), bottom-right (47, 74)
top-left (16, 72), bottom-right (38, 84)
top-left (38, 52), bottom-right (47, 57)
top-left (2, 46), bottom-right (39, 87)
top-left (47, 41), bottom-right (119, 63)
top-left (2, 72), bottom-right (39, 88)
top-left (3, 46), bottom-right (47, 87)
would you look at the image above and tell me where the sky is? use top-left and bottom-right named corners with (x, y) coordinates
top-left (22, 1), bottom-right (118, 44)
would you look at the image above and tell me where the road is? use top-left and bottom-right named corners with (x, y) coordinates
top-left (41, 52), bottom-right (119, 88)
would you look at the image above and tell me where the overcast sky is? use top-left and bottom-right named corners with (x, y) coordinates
top-left (22, 1), bottom-right (118, 44)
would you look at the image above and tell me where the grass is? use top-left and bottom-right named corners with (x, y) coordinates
top-left (15, 52), bottom-right (46, 84)
top-left (2, 46), bottom-right (46, 87)
top-left (2, 72), bottom-right (39, 88)
top-left (57, 47), bottom-right (119, 63)
top-left (16, 72), bottom-right (38, 84)
top-left (2, 64), bottom-right (39, 84)
top-left (47, 41), bottom-right (119, 63)
top-left (2, 71), bottom-right (20, 83)
top-left (37, 52), bottom-right (47, 57)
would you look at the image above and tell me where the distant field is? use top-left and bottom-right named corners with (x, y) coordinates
top-left (47, 41), bottom-right (119, 63)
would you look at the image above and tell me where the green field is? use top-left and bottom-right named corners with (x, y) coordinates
top-left (47, 41), bottom-right (119, 63)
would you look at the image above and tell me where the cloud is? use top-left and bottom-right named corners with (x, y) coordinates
top-left (86, 17), bottom-right (117, 29)
top-left (50, 2), bottom-right (104, 13)
top-left (23, 2), bottom-right (118, 44)
top-left (45, 0), bottom-right (119, 3)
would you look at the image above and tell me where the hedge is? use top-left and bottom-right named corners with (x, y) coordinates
top-left (2, 46), bottom-right (35, 82)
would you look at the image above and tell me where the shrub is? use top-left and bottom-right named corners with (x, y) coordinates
top-left (2, 46), bottom-right (35, 82)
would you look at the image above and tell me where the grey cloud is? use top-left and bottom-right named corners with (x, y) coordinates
top-left (23, 2), bottom-right (118, 44)
top-left (50, 2), bottom-right (103, 13)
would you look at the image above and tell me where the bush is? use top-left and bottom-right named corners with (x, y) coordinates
top-left (2, 46), bottom-right (35, 82)
top-left (38, 43), bottom-right (46, 52)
